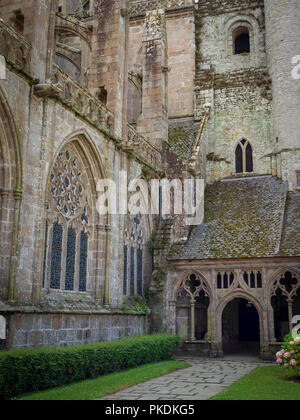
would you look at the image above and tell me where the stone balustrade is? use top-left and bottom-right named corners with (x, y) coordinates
top-left (126, 124), bottom-right (161, 170)
top-left (50, 64), bottom-right (114, 132)
top-left (0, 19), bottom-right (31, 74)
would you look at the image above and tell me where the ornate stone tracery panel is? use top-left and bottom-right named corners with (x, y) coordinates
top-left (177, 273), bottom-right (210, 302)
top-left (271, 270), bottom-right (300, 300)
top-left (43, 143), bottom-right (92, 292)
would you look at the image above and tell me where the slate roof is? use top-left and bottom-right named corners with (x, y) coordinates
top-left (168, 118), bottom-right (199, 163)
top-left (168, 175), bottom-right (300, 260)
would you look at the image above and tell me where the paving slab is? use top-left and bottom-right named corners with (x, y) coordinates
top-left (99, 356), bottom-right (270, 401)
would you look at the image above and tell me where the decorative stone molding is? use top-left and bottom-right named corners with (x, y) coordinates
top-left (48, 65), bottom-right (114, 133)
top-left (0, 20), bottom-right (31, 73)
top-left (130, 0), bottom-right (194, 16)
top-left (55, 13), bottom-right (92, 47)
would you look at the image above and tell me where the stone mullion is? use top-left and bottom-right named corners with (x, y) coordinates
top-left (45, 222), bottom-right (53, 290)
top-left (134, 242), bottom-right (138, 296)
top-left (242, 143), bottom-right (247, 173)
top-left (74, 228), bottom-right (81, 292)
top-left (60, 224), bottom-right (68, 291)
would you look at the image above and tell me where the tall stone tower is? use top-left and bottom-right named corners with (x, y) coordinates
top-left (264, 0), bottom-right (300, 190)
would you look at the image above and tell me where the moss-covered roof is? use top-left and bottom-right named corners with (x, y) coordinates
top-left (168, 119), bottom-right (198, 163)
top-left (168, 175), bottom-right (300, 260)
top-left (280, 193), bottom-right (300, 257)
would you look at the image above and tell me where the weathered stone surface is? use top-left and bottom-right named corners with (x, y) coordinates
top-left (0, 0), bottom-right (299, 357)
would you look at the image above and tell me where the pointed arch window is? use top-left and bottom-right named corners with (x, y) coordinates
top-left (123, 216), bottom-right (145, 297)
top-left (43, 145), bottom-right (91, 292)
top-left (235, 139), bottom-right (253, 174)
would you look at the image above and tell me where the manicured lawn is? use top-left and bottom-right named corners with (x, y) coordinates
top-left (18, 360), bottom-right (190, 401)
top-left (211, 366), bottom-right (300, 400)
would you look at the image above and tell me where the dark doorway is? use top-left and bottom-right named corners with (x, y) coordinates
top-left (222, 298), bottom-right (260, 355)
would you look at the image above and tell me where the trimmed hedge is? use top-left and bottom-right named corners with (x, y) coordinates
top-left (0, 334), bottom-right (181, 399)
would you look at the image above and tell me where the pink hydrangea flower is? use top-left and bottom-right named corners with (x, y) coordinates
top-left (280, 349), bottom-right (285, 355)
top-left (276, 358), bottom-right (283, 364)
top-left (284, 363), bottom-right (289, 368)
top-left (284, 352), bottom-right (291, 359)
top-left (295, 337), bottom-right (300, 343)
top-left (290, 359), bottom-right (297, 367)
top-left (291, 350), bottom-right (295, 354)
top-left (289, 341), bottom-right (295, 346)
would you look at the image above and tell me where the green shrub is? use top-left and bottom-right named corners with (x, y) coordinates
top-left (0, 334), bottom-right (181, 399)
top-left (275, 332), bottom-right (300, 373)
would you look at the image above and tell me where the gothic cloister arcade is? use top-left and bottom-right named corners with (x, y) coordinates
top-left (172, 267), bottom-right (300, 358)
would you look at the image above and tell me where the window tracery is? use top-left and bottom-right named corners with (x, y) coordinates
top-left (43, 144), bottom-right (91, 292)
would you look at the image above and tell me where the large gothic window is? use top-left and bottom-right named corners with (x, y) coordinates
top-left (123, 216), bottom-right (144, 297)
top-left (235, 139), bottom-right (253, 174)
top-left (43, 145), bottom-right (91, 292)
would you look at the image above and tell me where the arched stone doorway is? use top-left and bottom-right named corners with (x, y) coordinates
top-left (222, 298), bottom-right (260, 355)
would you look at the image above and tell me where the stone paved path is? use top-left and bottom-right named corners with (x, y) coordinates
top-left (100, 356), bottom-right (269, 401)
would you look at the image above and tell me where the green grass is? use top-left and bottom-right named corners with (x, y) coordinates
top-left (17, 360), bottom-right (190, 401)
top-left (211, 366), bottom-right (300, 401)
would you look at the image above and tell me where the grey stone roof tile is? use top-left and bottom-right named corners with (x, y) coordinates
top-left (168, 175), bottom-right (299, 260)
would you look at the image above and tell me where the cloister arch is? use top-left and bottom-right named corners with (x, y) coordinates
top-left (270, 269), bottom-right (300, 341)
top-left (175, 272), bottom-right (213, 342)
top-left (216, 290), bottom-right (264, 353)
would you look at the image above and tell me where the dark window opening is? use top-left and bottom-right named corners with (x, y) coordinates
top-left (50, 223), bottom-right (63, 290)
top-left (235, 32), bottom-right (250, 55)
top-left (257, 272), bottom-right (262, 289)
top-left (236, 140), bottom-right (253, 174)
top-left (246, 143), bottom-right (253, 173)
top-left (223, 273), bottom-right (228, 289)
top-left (130, 247), bottom-right (135, 296)
top-left (65, 228), bottom-right (76, 291)
top-left (10, 10), bottom-right (24, 34)
top-left (79, 231), bottom-right (88, 292)
top-left (296, 173), bottom-right (300, 187)
top-left (97, 87), bottom-right (107, 106)
top-left (217, 273), bottom-right (222, 289)
top-left (83, 0), bottom-right (90, 11)
top-left (235, 144), bottom-right (243, 173)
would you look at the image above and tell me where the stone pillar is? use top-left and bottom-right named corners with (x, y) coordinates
top-left (190, 299), bottom-right (196, 341)
top-left (26, 0), bottom-right (57, 81)
top-left (264, 0), bottom-right (300, 189)
top-left (137, 9), bottom-right (169, 150)
top-left (90, 0), bottom-right (129, 140)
